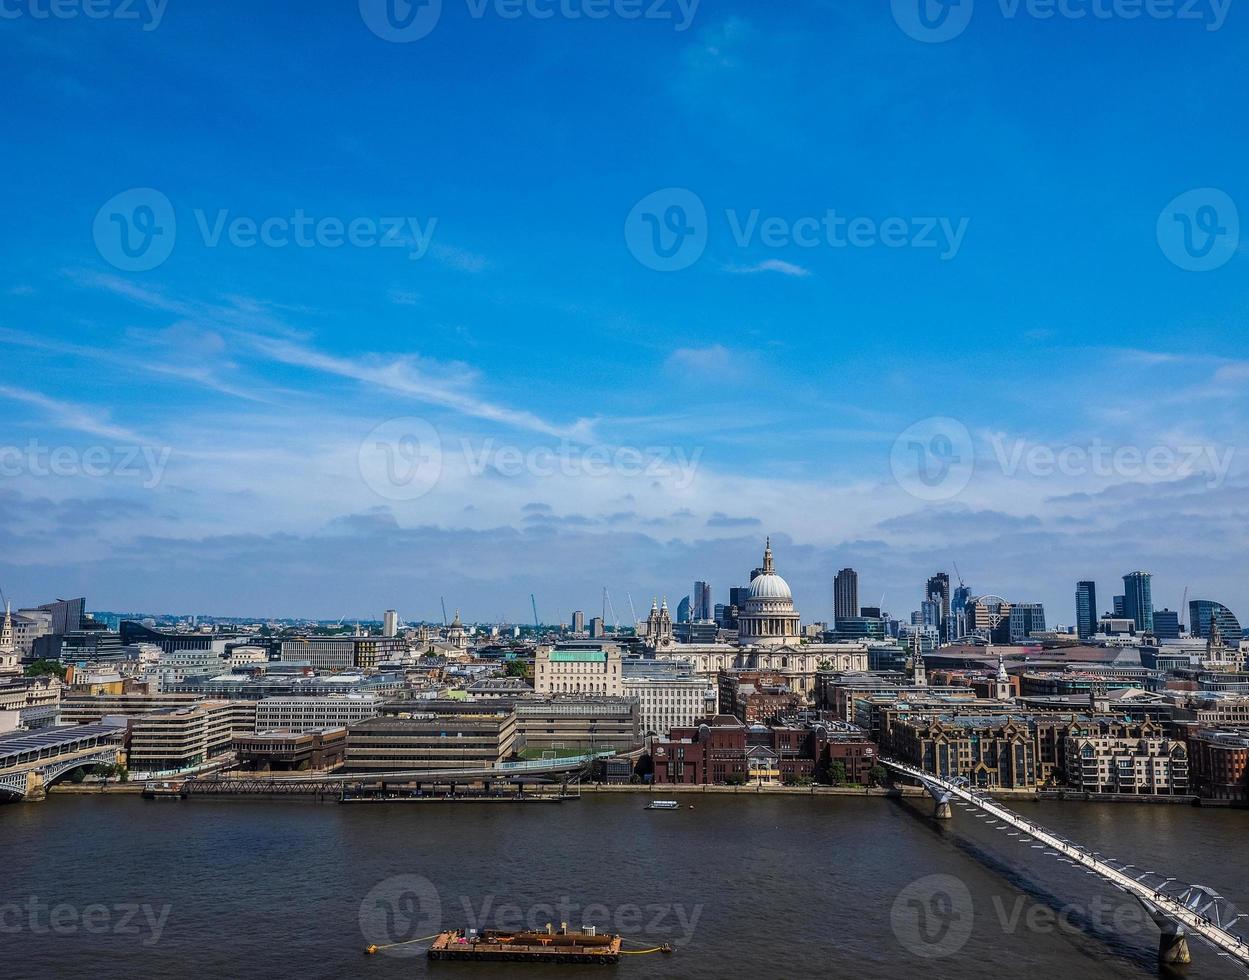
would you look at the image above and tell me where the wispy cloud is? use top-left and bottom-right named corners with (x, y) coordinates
top-left (0, 384), bottom-right (147, 442)
top-left (725, 259), bottom-right (811, 278)
top-left (430, 244), bottom-right (490, 274)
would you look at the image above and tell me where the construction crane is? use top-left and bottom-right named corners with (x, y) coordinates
top-left (627, 592), bottom-right (638, 627)
top-left (440, 597), bottom-right (448, 627)
top-left (531, 594), bottom-right (540, 630)
top-left (603, 587), bottom-right (621, 631)
top-left (952, 562), bottom-right (965, 588)
top-left (1181, 585), bottom-right (1189, 629)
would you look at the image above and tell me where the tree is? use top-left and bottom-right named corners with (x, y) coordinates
top-left (868, 764), bottom-right (888, 787)
top-left (24, 660), bottom-right (67, 681)
top-left (814, 744), bottom-right (833, 785)
top-left (829, 761), bottom-right (847, 786)
top-left (817, 659), bottom-right (833, 671)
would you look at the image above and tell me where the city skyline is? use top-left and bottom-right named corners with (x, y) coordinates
top-left (3, 5), bottom-right (1247, 622)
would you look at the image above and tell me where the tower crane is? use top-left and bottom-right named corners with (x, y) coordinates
top-left (440, 597), bottom-right (448, 627)
top-left (627, 592), bottom-right (638, 627)
top-left (531, 594), bottom-right (540, 630)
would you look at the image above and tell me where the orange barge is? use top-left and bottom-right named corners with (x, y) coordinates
top-left (428, 925), bottom-right (623, 964)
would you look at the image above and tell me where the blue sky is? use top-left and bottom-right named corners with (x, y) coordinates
top-left (2, 0), bottom-right (1247, 625)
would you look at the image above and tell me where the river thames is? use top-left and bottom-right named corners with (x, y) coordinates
top-left (3, 793), bottom-right (1246, 979)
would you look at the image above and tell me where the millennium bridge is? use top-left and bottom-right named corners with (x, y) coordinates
top-left (882, 757), bottom-right (1249, 970)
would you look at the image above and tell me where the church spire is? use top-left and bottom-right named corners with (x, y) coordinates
top-left (763, 537), bottom-right (775, 575)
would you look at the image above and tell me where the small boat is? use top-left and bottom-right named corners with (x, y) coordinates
top-left (646, 800), bottom-right (680, 810)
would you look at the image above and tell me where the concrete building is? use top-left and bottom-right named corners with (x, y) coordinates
top-left (882, 712), bottom-right (1037, 789)
top-left (514, 697), bottom-right (640, 753)
top-left (125, 700), bottom-right (257, 775)
top-left (534, 645), bottom-right (622, 696)
top-left (253, 695), bottom-right (383, 732)
top-left (233, 728), bottom-right (347, 772)
top-left (346, 703), bottom-right (518, 771)
top-left (621, 659), bottom-right (714, 737)
top-left (279, 634), bottom-right (408, 671)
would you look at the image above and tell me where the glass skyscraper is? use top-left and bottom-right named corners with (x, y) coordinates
top-left (1076, 581), bottom-right (1097, 639)
top-left (1122, 571), bottom-right (1153, 634)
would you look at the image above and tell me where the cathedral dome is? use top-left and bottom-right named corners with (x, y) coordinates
top-left (748, 573), bottom-right (792, 601)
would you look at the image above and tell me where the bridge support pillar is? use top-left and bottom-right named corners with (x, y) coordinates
top-left (24, 770), bottom-right (47, 803)
top-left (934, 800), bottom-right (953, 820)
top-left (1158, 926), bottom-right (1191, 967)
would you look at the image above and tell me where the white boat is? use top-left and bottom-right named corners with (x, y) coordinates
top-left (646, 800), bottom-right (680, 810)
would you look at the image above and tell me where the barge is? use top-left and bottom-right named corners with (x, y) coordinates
top-left (427, 925), bottom-right (624, 964)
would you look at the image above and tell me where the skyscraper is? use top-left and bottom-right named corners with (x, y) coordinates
top-left (1075, 581), bottom-right (1097, 639)
top-left (951, 584), bottom-right (971, 639)
top-left (926, 572), bottom-right (951, 641)
top-left (1113, 595), bottom-right (1126, 618)
top-left (572, 610), bottom-right (585, 633)
top-left (833, 568), bottom-right (858, 625)
top-left (1122, 571), bottom-right (1153, 634)
top-left (692, 581), bottom-right (713, 621)
top-left (1009, 603), bottom-right (1046, 642)
top-left (1152, 609), bottom-right (1181, 641)
top-left (676, 596), bottom-right (691, 623)
top-left (383, 610), bottom-right (398, 637)
top-left (1189, 600), bottom-right (1241, 640)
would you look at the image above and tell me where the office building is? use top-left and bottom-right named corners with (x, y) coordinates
top-left (1122, 571), bottom-right (1153, 634)
top-left (253, 695), bottom-right (383, 732)
top-left (346, 703), bottom-right (518, 771)
top-left (1190, 600), bottom-right (1241, 640)
top-left (382, 610), bottom-right (398, 638)
top-left (676, 596), bottom-right (691, 623)
top-left (1152, 609), bottom-right (1181, 641)
top-left (125, 700), bottom-right (257, 774)
top-left (534, 645), bottom-right (622, 696)
top-left (514, 697), bottom-right (640, 753)
top-left (1075, 581), bottom-right (1098, 639)
top-left (1009, 603), bottom-right (1047, 642)
top-left (572, 610), bottom-right (585, 633)
top-left (278, 634), bottom-right (407, 671)
top-left (1113, 595), bottom-right (1126, 617)
top-left (692, 581), bottom-right (713, 621)
top-left (833, 568), bottom-right (858, 625)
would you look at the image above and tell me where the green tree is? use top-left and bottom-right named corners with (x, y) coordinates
top-left (814, 744), bottom-right (833, 785)
top-left (829, 761), bottom-right (848, 786)
top-left (868, 764), bottom-right (888, 787)
top-left (24, 660), bottom-right (67, 681)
